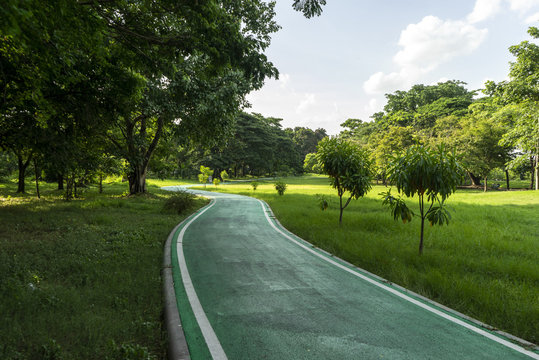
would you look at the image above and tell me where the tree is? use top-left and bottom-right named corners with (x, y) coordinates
top-left (316, 137), bottom-right (374, 225)
top-left (1, 1), bottom-right (281, 195)
top-left (303, 153), bottom-right (322, 174)
top-left (292, 0), bottom-right (327, 18)
top-left (450, 100), bottom-right (512, 191)
top-left (381, 145), bottom-right (463, 255)
top-left (369, 126), bottom-right (418, 184)
top-left (287, 126), bottom-right (327, 158)
top-left (97, 1), bottom-right (280, 194)
top-left (485, 26), bottom-right (539, 190)
top-left (220, 170), bottom-right (229, 183)
top-left (198, 166), bottom-right (212, 188)
top-left (500, 102), bottom-right (539, 189)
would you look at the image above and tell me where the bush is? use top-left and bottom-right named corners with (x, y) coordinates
top-left (251, 181), bottom-right (259, 190)
top-left (213, 178), bottom-right (220, 186)
top-left (274, 181), bottom-right (287, 196)
top-left (162, 191), bottom-right (196, 214)
top-left (316, 194), bottom-right (329, 210)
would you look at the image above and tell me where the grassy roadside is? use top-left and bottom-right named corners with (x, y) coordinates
top-left (202, 175), bottom-right (539, 345)
top-left (0, 178), bottom-right (206, 359)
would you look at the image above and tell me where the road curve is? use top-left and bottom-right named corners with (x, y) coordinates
top-left (163, 186), bottom-right (539, 360)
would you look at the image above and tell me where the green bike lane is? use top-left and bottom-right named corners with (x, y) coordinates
top-left (166, 188), bottom-right (538, 360)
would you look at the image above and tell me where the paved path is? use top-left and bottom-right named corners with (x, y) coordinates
top-left (164, 187), bottom-right (538, 360)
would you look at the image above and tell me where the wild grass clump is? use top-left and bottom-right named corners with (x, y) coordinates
top-left (162, 191), bottom-right (197, 214)
top-left (251, 181), bottom-right (259, 190)
top-left (0, 179), bottom-right (206, 359)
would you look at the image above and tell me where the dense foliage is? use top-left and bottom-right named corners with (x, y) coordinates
top-left (1, 0), bottom-right (280, 195)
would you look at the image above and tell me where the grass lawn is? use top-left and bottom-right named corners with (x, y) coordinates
top-left (0, 178), bottom-right (206, 359)
top-left (203, 175), bottom-right (539, 345)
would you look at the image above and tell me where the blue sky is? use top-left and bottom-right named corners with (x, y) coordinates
top-left (246, 0), bottom-right (539, 134)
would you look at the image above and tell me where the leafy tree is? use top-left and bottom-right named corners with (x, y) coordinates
top-left (220, 170), bottom-right (229, 183)
top-left (200, 112), bottom-right (306, 177)
top-left (316, 137), bottom-right (374, 225)
top-left (454, 102), bottom-right (513, 191)
top-left (500, 102), bottom-right (539, 189)
top-left (339, 118), bottom-right (376, 146)
top-left (287, 126), bottom-right (327, 158)
top-left (198, 166), bottom-right (213, 187)
top-left (381, 145), bottom-right (463, 255)
top-left (292, 0), bottom-right (327, 18)
top-left (303, 153), bottom-right (322, 174)
top-left (369, 126), bottom-right (418, 184)
top-left (485, 26), bottom-right (539, 190)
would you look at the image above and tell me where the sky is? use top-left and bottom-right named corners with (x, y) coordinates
top-left (246, 0), bottom-right (539, 134)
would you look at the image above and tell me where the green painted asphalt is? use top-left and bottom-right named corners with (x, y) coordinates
top-left (169, 189), bottom-right (538, 360)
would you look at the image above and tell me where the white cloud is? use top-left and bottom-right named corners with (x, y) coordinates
top-left (364, 98), bottom-right (382, 114)
top-left (525, 11), bottom-right (539, 22)
top-left (363, 67), bottom-right (424, 94)
top-left (507, 0), bottom-right (539, 13)
top-left (296, 93), bottom-right (316, 114)
top-left (363, 16), bottom-right (487, 95)
top-left (394, 16), bottom-right (488, 69)
top-left (278, 73), bottom-right (290, 88)
top-left (467, 0), bottom-right (502, 23)
top-left (431, 77), bottom-right (450, 85)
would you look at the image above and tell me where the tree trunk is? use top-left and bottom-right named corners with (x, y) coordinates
top-left (16, 152), bottom-right (32, 193)
top-left (531, 156), bottom-right (535, 190)
top-left (65, 175), bottom-right (73, 200)
top-left (535, 154), bottom-right (539, 190)
top-left (128, 165), bottom-right (147, 194)
top-left (58, 174), bottom-right (64, 190)
top-left (419, 216), bottom-right (425, 255)
top-left (505, 170), bottom-right (510, 191)
top-left (484, 176), bottom-right (488, 192)
top-left (468, 172), bottom-right (482, 187)
top-left (418, 194), bottom-right (425, 255)
top-left (34, 159), bottom-right (40, 199)
top-left (99, 173), bottom-right (103, 193)
top-left (339, 195), bottom-right (343, 226)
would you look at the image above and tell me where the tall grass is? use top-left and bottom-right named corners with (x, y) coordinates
top-left (205, 175), bottom-right (539, 344)
top-left (0, 178), bottom-right (206, 359)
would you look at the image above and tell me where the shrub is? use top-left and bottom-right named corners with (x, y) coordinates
top-left (220, 170), bottom-right (229, 183)
top-left (162, 191), bottom-right (196, 214)
top-left (251, 181), bottom-right (259, 190)
top-left (316, 194), bottom-right (329, 210)
top-left (274, 181), bottom-right (287, 196)
top-left (213, 178), bottom-right (220, 186)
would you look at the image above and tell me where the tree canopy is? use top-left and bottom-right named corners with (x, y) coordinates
top-left (316, 137), bottom-right (373, 225)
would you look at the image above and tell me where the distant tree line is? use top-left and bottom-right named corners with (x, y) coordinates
top-left (148, 112), bottom-right (327, 180)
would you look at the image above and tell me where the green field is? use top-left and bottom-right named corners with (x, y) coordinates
top-left (0, 178), bottom-right (206, 359)
top-left (203, 175), bottom-right (539, 344)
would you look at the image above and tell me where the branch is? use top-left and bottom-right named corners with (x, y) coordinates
top-left (142, 115), bottom-right (164, 170)
top-left (342, 196), bottom-right (353, 210)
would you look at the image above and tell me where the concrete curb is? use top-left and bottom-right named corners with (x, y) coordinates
top-left (162, 219), bottom-right (191, 360)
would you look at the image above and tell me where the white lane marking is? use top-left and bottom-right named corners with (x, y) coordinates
top-left (256, 199), bottom-right (539, 359)
top-left (176, 199), bottom-right (228, 360)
